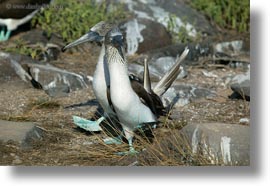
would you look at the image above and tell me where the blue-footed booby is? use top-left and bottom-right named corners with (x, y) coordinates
top-left (0, 0), bottom-right (51, 41)
top-left (104, 27), bottom-right (189, 154)
top-left (62, 21), bottom-right (119, 132)
top-left (62, 21), bottom-right (164, 133)
top-left (62, 21), bottom-right (189, 152)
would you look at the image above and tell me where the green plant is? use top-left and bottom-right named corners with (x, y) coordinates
top-left (190, 0), bottom-right (249, 33)
top-left (167, 14), bottom-right (201, 44)
top-left (31, 0), bottom-right (127, 42)
top-left (3, 39), bottom-right (43, 59)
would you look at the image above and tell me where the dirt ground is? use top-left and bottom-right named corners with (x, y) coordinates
top-left (0, 42), bottom-right (250, 166)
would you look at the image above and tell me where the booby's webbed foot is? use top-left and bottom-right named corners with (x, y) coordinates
top-left (128, 146), bottom-right (139, 154)
top-left (103, 136), bottom-right (123, 145)
top-left (115, 148), bottom-right (139, 156)
top-left (0, 29), bottom-right (11, 41)
top-left (73, 116), bottom-right (104, 132)
top-left (115, 137), bottom-right (138, 156)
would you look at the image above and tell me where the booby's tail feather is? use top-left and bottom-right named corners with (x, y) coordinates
top-left (153, 47), bottom-right (189, 97)
top-left (143, 58), bottom-right (152, 93)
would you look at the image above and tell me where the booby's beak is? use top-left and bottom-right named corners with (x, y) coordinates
top-left (112, 35), bottom-right (125, 60)
top-left (62, 31), bottom-right (103, 52)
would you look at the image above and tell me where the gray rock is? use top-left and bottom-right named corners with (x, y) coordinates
top-left (180, 123), bottom-right (250, 165)
top-left (0, 52), bottom-right (91, 97)
top-left (28, 63), bottom-right (90, 97)
top-left (214, 40), bottom-right (246, 56)
top-left (231, 80), bottom-right (250, 99)
top-left (130, 42), bottom-right (212, 66)
top-left (230, 67), bottom-right (250, 100)
top-left (121, 18), bottom-right (172, 55)
top-left (128, 55), bottom-right (187, 81)
top-left (20, 29), bottom-right (49, 45)
top-left (137, 18), bottom-right (172, 53)
top-left (0, 120), bottom-right (43, 148)
top-left (161, 85), bottom-right (216, 107)
top-left (135, 18), bottom-right (171, 54)
top-left (0, 55), bottom-right (25, 83)
top-left (117, 0), bottom-right (216, 36)
top-left (110, 0), bottom-right (217, 55)
top-left (0, 53), bottom-right (31, 82)
top-left (44, 84), bottom-right (70, 97)
top-left (213, 40), bottom-right (250, 69)
top-left (153, 0), bottom-right (217, 36)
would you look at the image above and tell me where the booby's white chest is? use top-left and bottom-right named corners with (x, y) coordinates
top-left (108, 55), bottom-right (156, 129)
top-left (92, 45), bottom-right (114, 115)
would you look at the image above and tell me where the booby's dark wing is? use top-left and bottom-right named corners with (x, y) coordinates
top-left (130, 78), bottom-right (166, 117)
top-left (106, 85), bottom-right (116, 113)
top-left (129, 62), bottom-right (166, 117)
top-left (129, 70), bottom-right (166, 117)
top-left (106, 71), bottom-right (163, 116)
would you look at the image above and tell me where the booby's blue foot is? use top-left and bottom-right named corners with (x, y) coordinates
top-left (0, 29), bottom-right (11, 41)
top-left (116, 147), bottom-right (139, 156)
top-left (103, 136), bottom-right (123, 145)
top-left (115, 138), bottom-right (138, 156)
top-left (128, 146), bottom-right (139, 154)
top-left (73, 116), bottom-right (104, 132)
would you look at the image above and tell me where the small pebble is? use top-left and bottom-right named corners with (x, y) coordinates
top-left (12, 158), bottom-right (22, 164)
top-left (239, 118), bottom-right (249, 124)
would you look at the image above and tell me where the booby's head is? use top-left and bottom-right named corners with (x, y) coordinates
top-left (62, 21), bottom-right (114, 51)
top-left (104, 27), bottom-right (125, 63)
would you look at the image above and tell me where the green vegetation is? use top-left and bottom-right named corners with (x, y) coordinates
top-left (3, 39), bottom-right (43, 59)
top-left (31, 0), bottom-right (127, 42)
top-left (190, 0), bottom-right (250, 33)
top-left (167, 14), bottom-right (202, 44)
top-left (2, 0), bottom-right (127, 59)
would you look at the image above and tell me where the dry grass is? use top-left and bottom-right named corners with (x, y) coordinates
top-left (0, 97), bottom-right (61, 122)
top-left (27, 97), bottom-right (61, 109)
top-left (0, 95), bottom-right (249, 166)
top-left (68, 115), bottom-right (215, 166)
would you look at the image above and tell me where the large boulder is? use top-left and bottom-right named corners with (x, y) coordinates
top-left (161, 85), bottom-right (216, 107)
top-left (121, 18), bottom-right (172, 55)
top-left (27, 63), bottom-right (90, 97)
top-left (180, 123), bottom-right (250, 165)
top-left (0, 52), bottom-right (91, 97)
top-left (111, 0), bottom-right (217, 55)
top-left (117, 0), bottom-right (217, 36)
top-left (230, 67), bottom-right (250, 101)
top-left (0, 120), bottom-right (43, 149)
top-left (0, 54), bottom-right (25, 83)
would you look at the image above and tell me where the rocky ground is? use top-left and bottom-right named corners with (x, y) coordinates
top-left (0, 0), bottom-right (250, 166)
